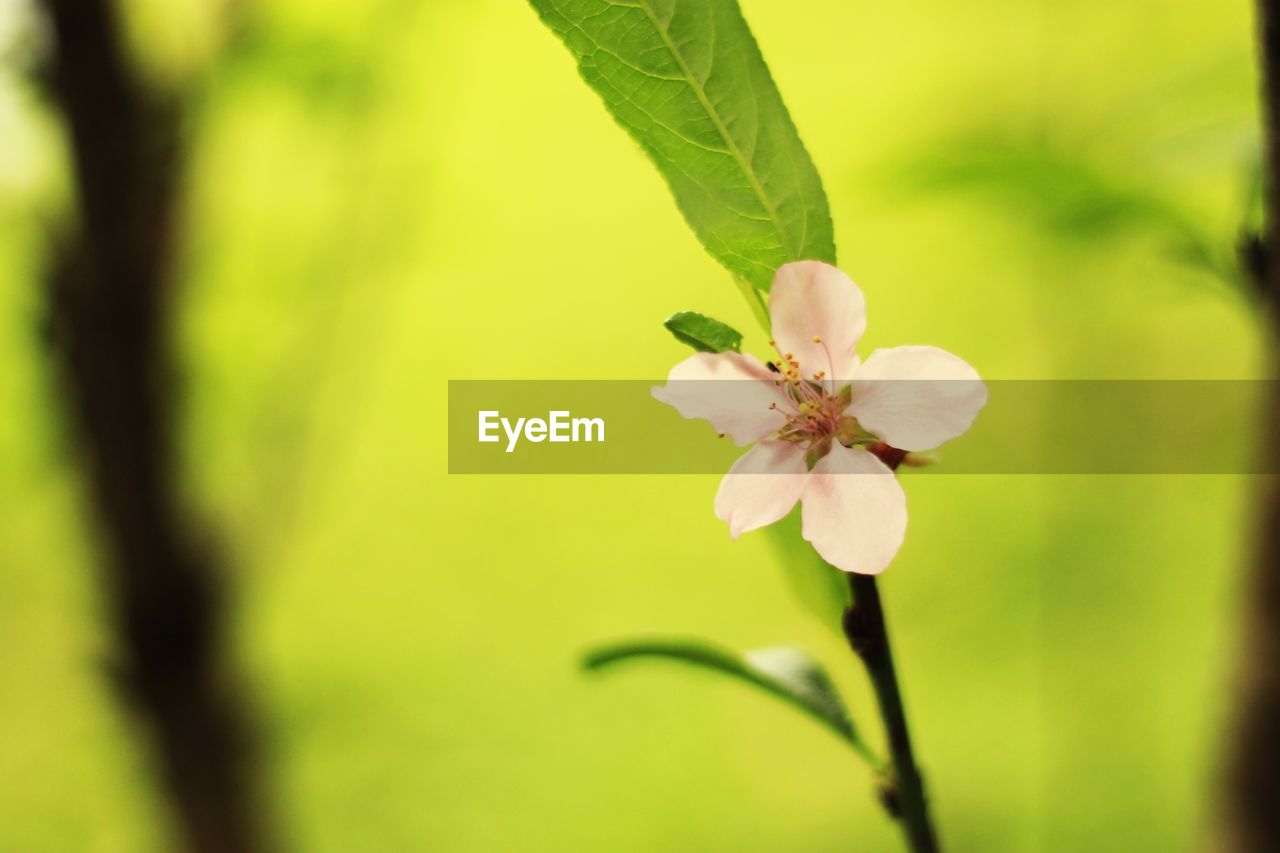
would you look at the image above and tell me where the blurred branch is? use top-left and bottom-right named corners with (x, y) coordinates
top-left (1227, 2), bottom-right (1280, 850)
top-left (38, 1), bottom-right (267, 850)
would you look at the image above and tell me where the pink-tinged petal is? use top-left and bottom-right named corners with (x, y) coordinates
top-left (715, 442), bottom-right (808, 539)
top-left (850, 346), bottom-right (987, 451)
top-left (769, 261), bottom-right (867, 380)
top-left (652, 352), bottom-right (786, 446)
top-left (800, 444), bottom-right (906, 575)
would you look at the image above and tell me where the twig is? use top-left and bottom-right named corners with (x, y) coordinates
top-left (842, 573), bottom-right (940, 852)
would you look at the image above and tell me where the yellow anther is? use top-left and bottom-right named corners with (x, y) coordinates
top-left (812, 335), bottom-right (822, 343)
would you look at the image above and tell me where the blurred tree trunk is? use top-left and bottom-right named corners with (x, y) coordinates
top-left (1229, 2), bottom-right (1280, 849)
top-left (38, 1), bottom-right (268, 850)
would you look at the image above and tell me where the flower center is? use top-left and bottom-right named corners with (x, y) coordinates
top-left (760, 339), bottom-right (911, 471)
top-left (766, 338), bottom-right (849, 449)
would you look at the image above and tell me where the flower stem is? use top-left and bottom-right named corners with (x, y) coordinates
top-left (843, 573), bottom-right (940, 852)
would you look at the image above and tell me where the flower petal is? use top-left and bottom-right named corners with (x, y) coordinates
top-left (800, 444), bottom-right (906, 575)
top-left (850, 346), bottom-right (987, 451)
top-left (769, 261), bottom-right (867, 380)
top-left (652, 352), bottom-right (786, 446)
top-left (715, 442), bottom-right (808, 539)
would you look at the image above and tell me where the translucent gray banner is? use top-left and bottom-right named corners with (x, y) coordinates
top-left (447, 380), bottom-right (1275, 474)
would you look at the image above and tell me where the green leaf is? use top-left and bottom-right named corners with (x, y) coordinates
top-left (584, 637), bottom-right (882, 769)
top-left (529, 0), bottom-right (836, 293)
top-left (663, 311), bottom-right (743, 353)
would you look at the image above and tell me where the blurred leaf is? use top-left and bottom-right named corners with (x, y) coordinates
top-left (529, 0), bottom-right (835, 292)
top-left (1237, 230), bottom-right (1268, 296)
top-left (886, 133), bottom-right (1243, 285)
top-left (1231, 154), bottom-right (1269, 299)
top-left (663, 311), bottom-right (742, 353)
top-left (584, 637), bottom-right (881, 768)
top-left (766, 506), bottom-right (850, 631)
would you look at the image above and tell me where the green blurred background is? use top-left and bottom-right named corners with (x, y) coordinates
top-left (0, 0), bottom-right (1269, 849)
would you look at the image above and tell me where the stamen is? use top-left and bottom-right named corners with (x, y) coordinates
top-left (765, 347), bottom-right (855, 451)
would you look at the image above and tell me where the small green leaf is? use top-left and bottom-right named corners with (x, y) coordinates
top-left (529, 0), bottom-right (836, 294)
top-left (584, 637), bottom-right (882, 769)
top-left (663, 311), bottom-right (743, 353)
